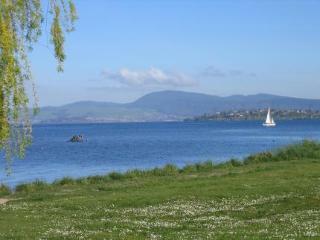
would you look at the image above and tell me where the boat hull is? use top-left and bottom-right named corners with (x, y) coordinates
top-left (263, 123), bottom-right (276, 127)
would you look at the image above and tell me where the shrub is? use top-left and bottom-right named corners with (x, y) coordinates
top-left (149, 167), bottom-right (165, 176)
top-left (162, 164), bottom-right (179, 176)
top-left (243, 140), bottom-right (320, 165)
top-left (181, 164), bottom-right (197, 173)
top-left (244, 152), bottom-right (273, 165)
top-left (86, 175), bottom-right (109, 184)
top-left (54, 177), bottom-right (75, 186)
top-left (125, 169), bottom-right (145, 178)
top-left (109, 172), bottom-right (124, 180)
top-left (195, 161), bottom-right (214, 171)
top-left (230, 158), bottom-right (243, 167)
top-left (273, 140), bottom-right (320, 161)
top-left (16, 180), bottom-right (48, 193)
top-left (0, 184), bottom-right (10, 196)
top-left (75, 177), bottom-right (88, 184)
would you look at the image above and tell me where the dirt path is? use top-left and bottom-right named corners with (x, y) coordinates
top-left (0, 198), bottom-right (9, 205)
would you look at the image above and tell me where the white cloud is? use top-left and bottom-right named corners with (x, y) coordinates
top-left (101, 67), bottom-right (196, 87)
top-left (201, 66), bottom-right (257, 78)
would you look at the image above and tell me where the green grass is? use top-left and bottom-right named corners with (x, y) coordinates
top-left (0, 140), bottom-right (320, 239)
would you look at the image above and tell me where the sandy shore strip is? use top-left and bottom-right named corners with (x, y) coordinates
top-left (0, 198), bottom-right (9, 205)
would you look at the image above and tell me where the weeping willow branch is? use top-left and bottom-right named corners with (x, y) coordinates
top-left (0, 0), bottom-right (77, 162)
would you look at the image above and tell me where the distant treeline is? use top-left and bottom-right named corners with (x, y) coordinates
top-left (185, 109), bottom-right (320, 121)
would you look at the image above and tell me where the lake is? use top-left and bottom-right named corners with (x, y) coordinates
top-left (1, 120), bottom-right (320, 187)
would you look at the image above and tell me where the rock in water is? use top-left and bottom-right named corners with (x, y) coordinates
top-left (69, 135), bottom-right (84, 143)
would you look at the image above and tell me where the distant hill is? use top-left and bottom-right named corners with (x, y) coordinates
top-left (129, 91), bottom-right (320, 115)
top-left (33, 90), bottom-right (320, 123)
top-left (33, 101), bottom-right (177, 124)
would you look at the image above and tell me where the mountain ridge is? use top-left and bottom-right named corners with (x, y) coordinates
top-left (33, 90), bottom-right (320, 123)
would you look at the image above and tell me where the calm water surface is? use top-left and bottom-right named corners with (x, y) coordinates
top-left (1, 120), bottom-right (319, 187)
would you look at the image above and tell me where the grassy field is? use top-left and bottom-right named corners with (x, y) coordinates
top-left (0, 141), bottom-right (320, 239)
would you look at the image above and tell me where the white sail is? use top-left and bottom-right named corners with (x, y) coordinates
top-left (263, 108), bottom-right (276, 127)
top-left (265, 108), bottom-right (272, 124)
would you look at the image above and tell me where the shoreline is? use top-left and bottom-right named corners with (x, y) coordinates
top-left (0, 140), bottom-right (319, 238)
top-left (33, 118), bottom-right (320, 125)
top-left (1, 140), bottom-right (318, 193)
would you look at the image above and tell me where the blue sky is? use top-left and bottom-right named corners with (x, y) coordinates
top-left (30, 0), bottom-right (320, 106)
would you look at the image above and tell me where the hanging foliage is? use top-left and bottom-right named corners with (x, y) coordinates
top-left (0, 0), bottom-right (77, 166)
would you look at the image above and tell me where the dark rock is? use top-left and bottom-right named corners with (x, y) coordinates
top-left (69, 135), bottom-right (84, 143)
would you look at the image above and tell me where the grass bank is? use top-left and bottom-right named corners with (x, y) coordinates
top-left (0, 141), bottom-right (319, 239)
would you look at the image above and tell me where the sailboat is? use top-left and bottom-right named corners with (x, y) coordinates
top-left (263, 108), bottom-right (276, 127)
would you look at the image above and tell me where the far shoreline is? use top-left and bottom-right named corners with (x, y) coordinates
top-left (32, 118), bottom-right (320, 126)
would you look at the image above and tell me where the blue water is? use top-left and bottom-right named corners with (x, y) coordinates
top-left (1, 120), bottom-right (320, 187)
